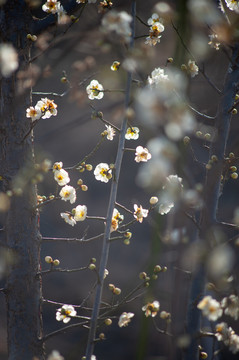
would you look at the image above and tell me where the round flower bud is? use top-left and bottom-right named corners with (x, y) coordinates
top-left (235, 94), bottom-right (239, 100)
top-left (160, 311), bottom-right (169, 319)
top-left (27, 34), bottom-right (32, 39)
top-left (232, 108), bottom-right (237, 115)
top-left (101, 130), bottom-right (108, 137)
top-left (162, 266), bottom-right (167, 272)
top-left (113, 287), bottom-right (121, 295)
top-left (45, 256), bottom-right (53, 264)
top-left (231, 172), bottom-right (238, 179)
top-left (61, 76), bottom-right (67, 83)
top-left (167, 57), bottom-right (173, 63)
top-left (123, 239), bottom-right (130, 245)
top-left (229, 152), bottom-right (235, 158)
top-left (108, 284), bottom-right (115, 291)
top-left (49, 195), bottom-right (55, 200)
top-left (149, 196), bottom-right (158, 205)
top-left (206, 163), bottom-right (212, 170)
top-left (139, 272), bottom-right (147, 280)
top-left (99, 333), bottom-right (105, 340)
top-left (124, 232), bottom-right (132, 239)
top-left (77, 179), bottom-right (83, 186)
top-left (200, 352), bottom-right (208, 359)
top-left (144, 282), bottom-right (150, 287)
top-left (85, 164), bottom-right (93, 171)
top-left (88, 263), bottom-right (96, 271)
top-left (211, 155), bottom-right (218, 162)
top-left (230, 166), bottom-right (237, 172)
top-left (81, 185), bottom-right (88, 191)
top-left (53, 259), bottom-right (60, 266)
top-left (206, 282), bottom-right (216, 291)
top-left (154, 265), bottom-right (162, 273)
top-left (97, 111), bottom-right (103, 119)
top-left (181, 64), bottom-right (187, 71)
top-left (183, 136), bottom-right (190, 145)
top-left (104, 318), bottom-right (112, 326)
top-left (196, 131), bottom-right (203, 138)
top-left (91, 258), bottom-right (96, 263)
top-left (204, 133), bottom-right (211, 141)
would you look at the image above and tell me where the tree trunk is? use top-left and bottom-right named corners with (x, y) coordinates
top-left (0, 1), bottom-right (43, 359)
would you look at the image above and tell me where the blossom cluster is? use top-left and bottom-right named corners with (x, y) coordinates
top-left (197, 295), bottom-right (239, 353)
top-left (145, 13), bottom-right (165, 46)
top-left (26, 98), bottom-right (57, 121)
top-left (101, 11), bottom-right (133, 43)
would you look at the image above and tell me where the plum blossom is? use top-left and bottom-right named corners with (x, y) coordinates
top-left (187, 60), bottom-right (199, 78)
top-left (105, 125), bottom-right (115, 140)
top-left (225, 0), bottom-right (239, 13)
top-left (60, 212), bottom-right (76, 226)
top-left (47, 350), bottom-right (64, 360)
top-left (145, 21), bottom-right (164, 46)
top-left (86, 80), bottom-right (104, 100)
top-left (42, 0), bottom-right (61, 14)
top-left (142, 301), bottom-right (160, 317)
top-left (94, 163), bottom-right (112, 183)
top-left (221, 295), bottom-right (239, 320)
top-left (53, 162), bottom-right (63, 172)
top-left (111, 208), bottom-right (124, 232)
top-left (197, 295), bottom-right (223, 321)
top-left (135, 146), bottom-right (152, 163)
top-left (101, 11), bottom-right (132, 43)
top-left (133, 204), bottom-right (148, 223)
top-left (125, 127), bottom-right (139, 140)
top-left (118, 312), bottom-right (134, 327)
top-left (73, 205), bottom-right (87, 221)
top-left (148, 67), bottom-right (169, 86)
top-left (59, 185), bottom-right (76, 204)
top-left (26, 106), bottom-right (42, 121)
top-left (0, 43), bottom-right (18, 77)
top-left (56, 305), bottom-right (76, 323)
top-left (54, 169), bottom-right (70, 186)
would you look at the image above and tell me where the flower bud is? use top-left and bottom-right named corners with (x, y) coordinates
top-left (91, 257), bottom-right (96, 263)
top-left (124, 231), bottom-right (132, 239)
top-left (183, 136), bottom-right (190, 145)
top-left (149, 196), bottom-right (158, 205)
top-left (232, 108), bottom-right (237, 115)
top-left (231, 172), bottom-right (238, 179)
top-left (181, 64), bottom-right (187, 71)
top-left (204, 133), bottom-right (211, 141)
top-left (61, 76), bottom-right (67, 83)
top-left (229, 152), bottom-right (235, 158)
top-left (162, 266), bottom-right (167, 272)
top-left (77, 179), bottom-right (83, 186)
top-left (104, 318), bottom-right (112, 326)
top-left (108, 284), bottom-right (115, 291)
top-left (113, 287), bottom-right (121, 295)
top-left (200, 352), bottom-right (208, 359)
top-left (81, 184), bottom-right (88, 191)
top-left (152, 274), bottom-right (158, 280)
top-left (139, 272), bottom-right (147, 280)
top-left (85, 164), bottom-right (93, 171)
top-left (88, 263), bottom-right (96, 271)
top-left (154, 265), bottom-right (162, 273)
top-left (167, 57), bottom-right (173, 63)
top-left (230, 166), bottom-right (237, 172)
top-left (45, 256), bottom-right (53, 264)
top-left (196, 131), bottom-right (203, 138)
top-left (123, 239), bottom-right (130, 245)
top-left (99, 333), bottom-right (105, 340)
top-left (53, 259), bottom-right (60, 266)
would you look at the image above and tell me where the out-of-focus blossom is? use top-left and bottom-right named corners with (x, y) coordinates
top-left (197, 295), bottom-right (223, 321)
top-left (145, 21), bottom-right (164, 46)
top-left (0, 43), bottom-right (18, 77)
top-left (148, 67), bottom-right (169, 86)
top-left (101, 11), bottom-right (132, 43)
top-left (221, 295), bottom-right (239, 320)
top-left (47, 350), bottom-right (64, 360)
top-left (118, 312), bottom-right (134, 327)
top-left (142, 301), bottom-right (160, 317)
top-left (225, 0), bottom-right (239, 13)
top-left (187, 60), bottom-right (199, 78)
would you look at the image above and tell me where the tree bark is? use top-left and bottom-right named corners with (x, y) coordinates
top-left (0, 1), bottom-right (43, 359)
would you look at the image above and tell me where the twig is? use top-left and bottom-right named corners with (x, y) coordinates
top-left (42, 320), bottom-right (89, 342)
top-left (42, 233), bottom-right (104, 243)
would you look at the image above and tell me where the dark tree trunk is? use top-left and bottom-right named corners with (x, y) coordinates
top-left (0, 1), bottom-right (43, 359)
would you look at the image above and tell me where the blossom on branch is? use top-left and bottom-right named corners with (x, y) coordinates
top-left (145, 21), bottom-right (164, 46)
top-left (142, 301), bottom-right (160, 317)
top-left (118, 312), bottom-right (134, 327)
top-left (111, 208), bottom-right (124, 232)
top-left (59, 185), bottom-right (76, 204)
top-left (225, 0), bottom-right (239, 13)
top-left (60, 212), bottom-right (76, 226)
top-left (35, 98), bottom-right (57, 119)
top-left (73, 205), bottom-right (87, 221)
top-left (54, 169), bottom-right (70, 186)
top-left (135, 146), bottom-right (152, 163)
top-left (86, 80), bottom-right (104, 100)
top-left (105, 125), bottom-right (115, 140)
top-left (187, 60), bottom-right (199, 78)
top-left (26, 106), bottom-right (42, 121)
top-left (94, 163), bottom-right (112, 183)
top-left (125, 127), bottom-right (139, 140)
top-left (133, 204), bottom-right (148, 223)
top-left (42, 0), bottom-right (61, 14)
top-left (56, 305), bottom-right (76, 323)
top-left (197, 295), bottom-right (223, 321)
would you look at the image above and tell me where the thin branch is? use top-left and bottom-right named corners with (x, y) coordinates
top-left (42, 320), bottom-right (89, 342)
top-left (115, 202), bottom-right (133, 215)
top-left (85, 3), bottom-right (136, 359)
top-left (42, 233), bottom-right (104, 243)
top-left (32, 90), bottom-right (70, 97)
top-left (39, 266), bottom-right (88, 276)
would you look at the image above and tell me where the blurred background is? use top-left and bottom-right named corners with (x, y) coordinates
top-left (1, 0), bottom-right (239, 359)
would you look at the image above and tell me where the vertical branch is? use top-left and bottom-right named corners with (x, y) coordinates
top-left (185, 44), bottom-right (239, 360)
top-left (85, 2), bottom-right (136, 359)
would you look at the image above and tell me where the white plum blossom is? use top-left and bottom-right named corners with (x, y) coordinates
top-left (73, 205), bottom-right (87, 221)
top-left (0, 43), bottom-right (18, 77)
top-left (105, 125), bottom-right (115, 140)
top-left (47, 350), bottom-right (64, 360)
top-left (148, 67), bottom-right (169, 86)
top-left (187, 60), bottom-right (199, 78)
top-left (158, 201), bottom-right (174, 215)
top-left (101, 11), bottom-right (132, 43)
top-left (86, 80), bottom-right (104, 100)
top-left (42, 0), bottom-right (61, 14)
top-left (145, 21), bottom-right (164, 46)
top-left (225, 0), bottom-right (239, 13)
top-left (215, 322), bottom-right (235, 344)
top-left (53, 162), bottom-right (63, 172)
top-left (118, 312), bottom-right (134, 327)
top-left (221, 295), bottom-right (239, 320)
top-left (35, 98), bottom-right (57, 119)
top-left (60, 212), bottom-right (76, 226)
top-left (59, 185), bottom-right (76, 204)
top-left (197, 296), bottom-right (223, 321)
top-left (56, 305), bottom-right (76, 323)
top-left (133, 204), bottom-right (148, 223)
top-left (135, 146), bottom-right (152, 163)
top-left (111, 208), bottom-right (124, 232)
top-left (94, 163), bottom-right (112, 183)
top-left (208, 34), bottom-right (220, 50)
top-left (54, 169), bottom-right (70, 186)
top-left (26, 106), bottom-right (42, 121)
top-left (125, 127), bottom-right (140, 140)
top-left (142, 301), bottom-right (160, 317)
top-left (229, 334), bottom-right (239, 354)
top-left (147, 13), bottom-right (161, 26)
